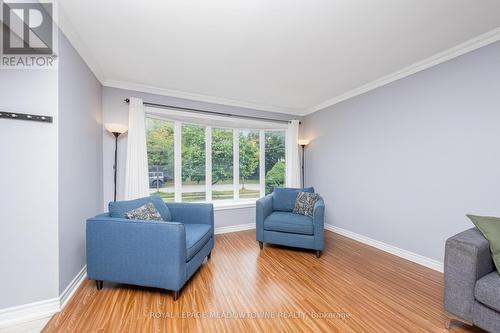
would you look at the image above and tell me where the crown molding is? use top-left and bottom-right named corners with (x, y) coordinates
top-left (102, 79), bottom-right (303, 115)
top-left (304, 27), bottom-right (500, 116)
top-left (56, 6), bottom-right (499, 118)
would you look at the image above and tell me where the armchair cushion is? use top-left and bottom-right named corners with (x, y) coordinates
top-left (475, 272), bottom-right (500, 312)
top-left (185, 224), bottom-right (212, 261)
top-left (273, 187), bottom-right (314, 212)
top-left (109, 196), bottom-right (172, 222)
top-left (264, 211), bottom-right (314, 235)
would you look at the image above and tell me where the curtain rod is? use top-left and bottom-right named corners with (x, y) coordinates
top-left (124, 98), bottom-right (298, 125)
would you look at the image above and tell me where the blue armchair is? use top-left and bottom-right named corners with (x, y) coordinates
top-left (256, 187), bottom-right (325, 257)
top-left (86, 196), bottom-right (214, 300)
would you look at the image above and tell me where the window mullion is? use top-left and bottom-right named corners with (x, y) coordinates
top-left (233, 129), bottom-right (240, 201)
top-left (259, 130), bottom-right (265, 197)
top-left (174, 121), bottom-right (182, 202)
top-left (205, 126), bottom-right (212, 202)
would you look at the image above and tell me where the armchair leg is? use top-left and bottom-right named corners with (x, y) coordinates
top-left (259, 241), bottom-right (263, 250)
top-left (445, 317), bottom-right (451, 330)
top-left (316, 250), bottom-right (322, 258)
top-left (95, 280), bottom-right (103, 290)
top-left (444, 311), bottom-right (472, 330)
top-left (207, 251), bottom-right (212, 260)
top-left (173, 290), bottom-right (180, 301)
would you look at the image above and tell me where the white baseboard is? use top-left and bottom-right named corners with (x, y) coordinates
top-left (0, 266), bottom-right (88, 329)
top-left (59, 266), bottom-right (87, 309)
top-left (0, 298), bottom-right (59, 329)
top-left (215, 223), bottom-right (256, 235)
top-left (324, 224), bottom-right (443, 272)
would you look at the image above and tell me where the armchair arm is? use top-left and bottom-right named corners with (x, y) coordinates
top-left (86, 216), bottom-right (187, 291)
top-left (444, 227), bottom-right (494, 322)
top-left (313, 198), bottom-right (325, 251)
top-left (166, 203), bottom-right (214, 230)
top-left (256, 194), bottom-right (273, 241)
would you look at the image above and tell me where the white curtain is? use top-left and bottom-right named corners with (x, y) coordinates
top-left (124, 97), bottom-right (150, 199)
top-left (286, 120), bottom-right (301, 188)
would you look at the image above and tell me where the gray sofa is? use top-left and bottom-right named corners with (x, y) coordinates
top-left (444, 228), bottom-right (500, 332)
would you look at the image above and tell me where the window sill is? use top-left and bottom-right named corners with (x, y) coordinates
top-left (212, 200), bottom-right (257, 211)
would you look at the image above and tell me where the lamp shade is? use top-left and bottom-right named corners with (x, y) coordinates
top-left (298, 139), bottom-right (310, 146)
top-left (104, 123), bottom-right (128, 134)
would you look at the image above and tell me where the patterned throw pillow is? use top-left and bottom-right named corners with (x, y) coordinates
top-left (293, 192), bottom-right (320, 217)
top-left (125, 203), bottom-right (163, 221)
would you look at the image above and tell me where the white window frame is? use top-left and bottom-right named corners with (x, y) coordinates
top-left (145, 108), bottom-right (287, 207)
top-left (233, 128), bottom-right (240, 201)
top-left (205, 126), bottom-right (212, 202)
top-left (259, 129), bottom-right (266, 198)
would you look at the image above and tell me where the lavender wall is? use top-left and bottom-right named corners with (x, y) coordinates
top-left (302, 41), bottom-right (500, 263)
top-left (58, 33), bottom-right (103, 294)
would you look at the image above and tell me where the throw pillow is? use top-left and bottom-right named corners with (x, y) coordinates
top-left (293, 192), bottom-right (320, 217)
top-left (126, 203), bottom-right (163, 221)
top-left (467, 214), bottom-right (500, 273)
top-left (109, 196), bottom-right (172, 221)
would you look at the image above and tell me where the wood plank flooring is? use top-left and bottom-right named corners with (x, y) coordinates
top-left (43, 230), bottom-right (484, 332)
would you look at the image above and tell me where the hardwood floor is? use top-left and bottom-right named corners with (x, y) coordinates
top-left (43, 230), bottom-right (484, 333)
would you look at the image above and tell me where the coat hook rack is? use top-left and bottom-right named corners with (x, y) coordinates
top-left (0, 111), bottom-right (53, 123)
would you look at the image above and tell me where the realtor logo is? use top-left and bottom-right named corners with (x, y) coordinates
top-left (1, 1), bottom-right (57, 68)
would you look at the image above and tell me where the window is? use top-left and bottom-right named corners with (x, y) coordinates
top-left (265, 131), bottom-right (286, 195)
top-left (181, 124), bottom-right (206, 202)
top-left (211, 127), bottom-right (233, 201)
top-left (239, 130), bottom-right (260, 199)
top-left (145, 111), bottom-right (287, 205)
top-left (146, 117), bottom-right (174, 201)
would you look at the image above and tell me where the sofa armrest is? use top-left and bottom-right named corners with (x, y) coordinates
top-left (313, 198), bottom-right (325, 250)
top-left (444, 227), bottom-right (495, 322)
top-left (166, 203), bottom-right (214, 230)
top-left (256, 194), bottom-right (273, 241)
top-left (86, 217), bottom-right (187, 291)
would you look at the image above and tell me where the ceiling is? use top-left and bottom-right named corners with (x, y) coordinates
top-left (57, 0), bottom-right (500, 115)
